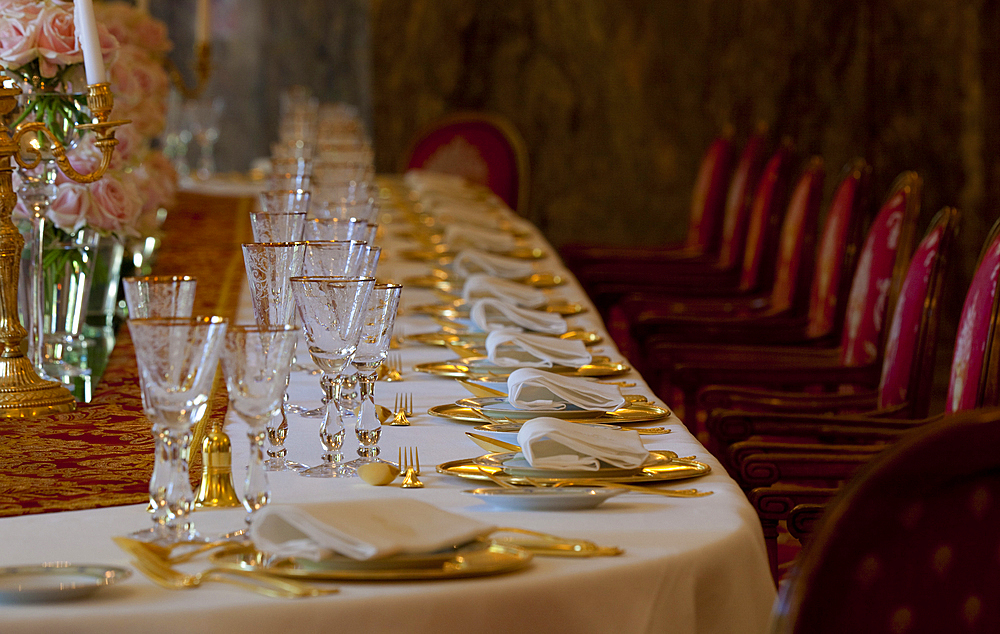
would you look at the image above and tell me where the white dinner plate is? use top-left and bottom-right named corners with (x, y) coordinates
top-left (0, 564), bottom-right (131, 603)
top-left (463, 487), bottom-right (624, 511)
top-left (475, 451), bottom-right (671, 480)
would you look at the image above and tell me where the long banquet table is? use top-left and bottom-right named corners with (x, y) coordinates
top-left (0, 183), bottom-right (776, 633)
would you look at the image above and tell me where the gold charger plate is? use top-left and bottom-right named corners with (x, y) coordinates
top-left (403, 271), bottom-right (566, 291)
top-left (210, 541), bottom-right (531, 581)
top-left (437, 450), bottom-right (711, 485)
top-left (410, 300), bottom-right (586, 318)
top-left (407, 328), bottom-right (602, 348)
top-left (400, 247), bottom-right (546, 263)
top-left (414, 356), bottom-right (630, 380)
top-left (433, 400), bottom-right (670, 424)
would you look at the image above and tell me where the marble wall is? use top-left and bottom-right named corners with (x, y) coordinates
top-left (370, 0), bottom-right (1000, 308)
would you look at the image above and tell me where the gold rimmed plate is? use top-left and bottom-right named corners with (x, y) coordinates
top-left (477, 451), bottom-right (674, 479)
top-left (406, 328), bottom-right (602, 348)
top-left (414, 356), bottom-right (630, 380)
top-left (210, 541), bottom-right (532, 581)
top-left (429, 400), bottom-right (670, 425)
top-left (437, 450), bottom-right (710, 485)
top-left (455, 396), bottom-right (667, 421)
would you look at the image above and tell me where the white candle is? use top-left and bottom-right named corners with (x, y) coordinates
top-left (195, 0), bottom-right (211, 47)
top-left (137, 0), bottom-right (149, 14)
top-left (74, 0), bottom-right (106, 84)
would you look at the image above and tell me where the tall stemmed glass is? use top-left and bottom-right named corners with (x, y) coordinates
top-left (291, 276), bottom-right (375, 477)
top-left (122, 275), bottom-right (198, 538)
top-left (290, 239), bottom-right (371, 418)
top-left (220, 325), bottom-right (298, 526)
top-left (259, 189), bottom-right (311, 215)
top-left (249, 212), bottom-right (306, 243)
top-left (128, 316), bottom-right (227, 544)
top-left (344, 284), bottom-right (402, 468)
top-left (303, 217), bottom-right (369, 242)
top-left (242, 242), bottom-right (307, 471)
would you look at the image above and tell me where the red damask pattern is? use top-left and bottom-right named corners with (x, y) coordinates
top-left (0, 193), bottom-right (251, 518)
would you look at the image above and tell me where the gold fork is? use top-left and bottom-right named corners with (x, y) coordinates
top-left (114, 537), bottom-right (336, 598)
top-left (386, 393), bottom-right (413, 426)
top-left (399, 447), bottom-right (424, 488)
top-left (384, 353), bottom-right (403, 382)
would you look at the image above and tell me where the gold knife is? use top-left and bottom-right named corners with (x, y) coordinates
top-left (465, 431), bottom-right (521, 453)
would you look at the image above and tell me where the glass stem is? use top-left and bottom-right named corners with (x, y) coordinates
top-left (244, 428), bottom-right (270, 525)
top-left (355, 369), bottom-right (380, 459)
top-left (149, 424), bottom-right (170, 529)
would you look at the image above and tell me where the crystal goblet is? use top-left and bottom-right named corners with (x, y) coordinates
top-left (303, 217), bottom-right (369, 242)
top-left (128, 316), bottom-right (228, 544)
top-left (291, 276), bottom-right (375, 477)
top-left (242, 242), bottom-right (307, 472)
top-left (259, 188), bottom-right (311, 215)
top-left (249, 212), bottom-right (307, 243)
top-left (122, 275), bottom-right (198, 534)
top-left (344, 284), bottom-right (402, 467)
top-left (220, 325), bottom-right (298, 526)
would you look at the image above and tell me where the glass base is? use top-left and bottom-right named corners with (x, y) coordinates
top-left (127, 525), bottom-right (210, 546)
top-left (287, 402), bottom-right (324, 418)
top-left (300, 462), bottom-right (357, 478)
top-left (342, 456), bottom-right (391, 469)
top-left (264, 457), bottom-right (307, 472)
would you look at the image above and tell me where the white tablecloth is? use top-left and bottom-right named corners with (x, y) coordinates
top-left (0, 195), bottom-right (775, 633)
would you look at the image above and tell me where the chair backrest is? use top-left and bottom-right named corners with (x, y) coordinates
top-left (876, 208), bottom-right (960, 415)
top-left (404, 112), bottom-right (530, 213)
top-left (838, 172), bottom-right (922, 366)
top-left (683, 135), bottom-right (736, 255)
top-left (804, 159), bottom-right (871, 338)
top-left (946, 218), bottom-right (1000, 413)
top-left (738, 143), bottom-right (795, 293)
top-left (768, 157), bottom-right (825, 313)
top-left (717, 129), bottom-right (769, 269)
top-left (772, 407), bottom-right (1000, 634)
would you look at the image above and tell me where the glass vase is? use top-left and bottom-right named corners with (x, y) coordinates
top-left (34, 227), bottom-right (100, 388)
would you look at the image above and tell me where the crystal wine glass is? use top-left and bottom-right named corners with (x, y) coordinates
top-left (220, 325), bottom-right (298, 526)
top-left (186, 97), bottom-right (224, 180)
top-left (122, 275), bottom-right (198, 534)
top-left (249, 212), bottom-right (307, 243)
top-left (303, 217), bottom-right (369, 242)
top-left (259, 189), bottom-right (311, 215)
top-left (128, 316), bottom-right (227, 544)
top-left (291, 276), bottom-right (375, 477)
top-left (242, 242), bottom-right (307, 471)
top-left (343, 284), bottom-right (401, 468)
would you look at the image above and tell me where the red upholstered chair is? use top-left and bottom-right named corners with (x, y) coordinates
top-left (770, 407), bottom-right (1000, 633)
top-left (618, 158), bottom-right (870, 348)
top-left (562, 130), bottom-right (769, 317)
top-left (404, 112), bottom-right (530, 213)
top-left (642, 172), bottom-right (921, 424)
top-left (711, 213), bottom-right (999, 580)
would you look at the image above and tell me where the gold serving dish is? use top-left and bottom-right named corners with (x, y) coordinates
top-left (437, 450), bottom-right (710, 485)
top-left (414, 356), bottom-right (631, 380)
top-left (210, 541), bottom-right (532, 581)
top-left (430, 400), bottom-right (670, 425)
top-left (406, 328), bottom-right (602, 348)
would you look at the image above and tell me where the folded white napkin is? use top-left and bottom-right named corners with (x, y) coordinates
top-left (516, 417), bottom-right (650, 471)
top-left (250, 498), bottom-right (495, 561)
top-left (462, 274), bottom-right (547, 308)
top-left (485, 328), bottom-right (591, 368)
top-left (507, 368), bottom-right (625, 411)
top-left (443, 224), bottom-right (516, 252)
top-left (453, 249), bottom-right (535, 279)
top-left (469, 298), bottom-right (568, 334)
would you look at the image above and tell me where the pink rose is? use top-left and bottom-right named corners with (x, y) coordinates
top-left (0, 9), bottom-right (38, 69)
top-left (46, 182), bottom-right (91, 233)
top-left (87, 173), bottom-right (141, 236)
top-left (35, 3), bottom-right (82, 77)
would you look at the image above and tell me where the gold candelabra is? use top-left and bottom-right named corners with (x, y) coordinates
top-left (165, 42), bottom-right (212, 100)
top-left (0, 73), bottom-right (128, 417)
